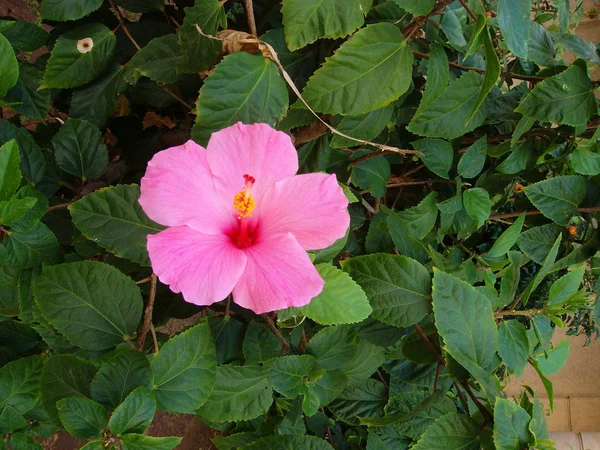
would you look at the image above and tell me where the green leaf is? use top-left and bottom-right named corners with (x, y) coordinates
top-left (498, 252), bottom-right (523, 308)
top-left (41, 355), bottom-right (97, 423)
top-left (108, 386), bottom-right (156, 435)
top-left (527, 22), bottom-right (556, 67)
top-left (177, 0), bottom-right (225, 74)
top-left (570, 139), bottom-right (600, 175)
top-left (115, 0), bottom-right (164, 13)
top-left (408, 72), bottom-right (488, 139)
top-left (33, 261), bottom-right (143, 351)
top-left (121, 434), bottom-right (181, 450)
top-left (210, 316), bottom-right (244, 365)
top-left (0, 355), bottom-right (43, 414)
top-left (11, 187), bottom-right (48, 231)
top-left (241, 435), bottom-right (332, 450)
top-left (518, 223), bottom-right (562, 264)
top-left (90, 349), bottom-right (153, 409)
top-left (457, 136), bottom-right (486, 179)
top-left (191, 53), bottom-right (288, 145)
top-left (308, 369), bottom-right (348, 411)
top-left (5, 62), bottom-right (51, 120)
top-left (411, 412), bottom-right (480, 450)
top-left (9, 433), bottom-right (43, 450)
top-left (0, 120), bottom-right (45, 184)
top-left (0, 266), bottom-right (19, 316)
top-left (493, 398), bottom-right (532, 450)
top-left (301, 264), bottom-right (371, 325)
top-left (536, 338), bottom-right (570, 375)
top-left (0, 197), bottom-right (37, 227)
top-left (498, 320), bottom-right (528, 377)
top-left (42, 23), bottom-right (116, 89)
top-left (468, 25), bottom-right (500, 122)
top-left (197, 365), bottom-right (273, 422)
top-left (0, 21), bottom-right (49, 52)
top-left (282, 0), bottom-right (364, 51)
top-left (439, 8), bottom-right (466, 49)
top-left (307, 325), bottom-right (357, 371)
top-left (351, 155), bottom-right (390, 198)
top-left (70, 184), bottom-right (163, 265)
top-left (393, 0), bottom-right (433, 16)
top-left (264, 355), bottom-right (316, 398)
top-left (52, 118), bottom-right (108, 181)
top-left (331, 105), bottom-right (393, 149)
top-left (125, 35), bottom-right (180, 85)
top-left (70, 64), bottom-right (128, 127)
top-left (151, 322), bottom-right (217, 413)
top-left (552, 32), bottom-right (600, 65)
top-left (463, 188), bottom-right (491, 228)
top-left (57, 397), bottom-right (108, 439)
top-left (0, 140), bottom-right (21, 201)
top-left (497, 0), bottom-right (532, 58)
top-left (464, 14), bottom-right (486, 58)
top-left (0, 405), bottom-right (27, 433)
top-left (487, 214), bottom-right (525, 259)
top-left (516, 64), bottom-right (596, 126)
top-left (329, 379), bottom-right (387, 424)
top-left (523, 175), bottom-right (586, 225)
top-left (433, 269), bottom-right (498, 370)
top-left (0, 222), bottom-right (61, 269)
top-left (389, 192), bottom-right (438, 242)
top-left (243, 322), bottom-right (282, 364)
top-left (342, 254), bottom-right (431, 327)
top-left (0, 318), bottom-right (39, 353)
top-left (547, 266), bottom-right (585, 306)
top-left (345, 340), bottom-right (386, 385)
top-left (511, 116), bottom-right (535, 147)
top-left (40, 0), bottom-right (103, 21)
top-left (411, 138), bottom-right (454, 179)
top-left (302, 23), bottom-right (413, 115)
top-left (421, 43), bottom-right (449, 109)
top-left (531, 360), bottom-right (554, 410)
top-left (522, 234), bottom-right (562, 305)
top-left (0, 34), bottom-right (18, 99)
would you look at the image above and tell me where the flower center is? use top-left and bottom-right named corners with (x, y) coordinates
top-left (231, 174), bottom-right (256, 248)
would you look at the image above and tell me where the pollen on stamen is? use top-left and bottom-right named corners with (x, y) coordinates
top-left (233, 174), bottom-right (256, 218)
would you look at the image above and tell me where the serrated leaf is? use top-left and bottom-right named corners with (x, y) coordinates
top-left (52, 118), bottom-right (108, 181)
top-left (468, 24), bottom-right (500, 122)
top-left (331, 105), bottom-right (393, 149)
top-left (5, 62), bottom-right (51, 120)
top-left (497, 141), bottom-right (532, 174)
top-left (108, 387), bottom-right (156, 435)
top-left (125, 35), bottom-right (180, 85)
top-left (457, 136), bottom-right (486, 179)
top-left (191, 52), bottom-right (288, 145)
top-left (351, 155), bottom-right (390, 198)
top-left (411, 138), bottom-right (453, 179)
top-left (345, 340), bottom-right (385, 385)
top-left (241, 435), bottom-right (333, 450)
top-left (307, 325), bottom-right (357, 371)
top-left (390, 192), bottom-right (438, 241)
top-left (151, 322), bottom-right (217, 413)
top-left (0, 317), bottom-right (39, 353)
top-left (121, 434), bottom-right (181, 450)
top-left (523, 175), bottom-right (586, 225)
top-left (552, 32), bottom-right (600, 65)
top-left (302, 23), bottom-right (413, 115)
top-left (487, 214), bottom-right (525, 258)
top-left (0, 120), bottom-right (46, 184)
top-left (9, 433), bottom-right (43, 450)
top-left (463, 187), bottom-right (491, 228)
top-left (536, 338), bottom-right (570, 375)
top-left (40, 0), bottom-right (103, 21)
top-left (213, 433), bottom-right (263, 450)
top-left (308, 369), bottom-right (348, 412)
top-left (547, 266), bottom-right (585, 306)
top-left (0, 355), bottom-right (43, 414)
top-left (408, 72), bottom-right (488, 139)
top-left (265, 355), bottom-right (316, 399)
top-left (57, 397), bottom-right (107, 439)
top-left (329, 379), bottom-right (387, 424)
top-left (33, 261), bottom-right (143, 350)
top-left (497, 0), bottom-right (531, 58)
top-left (0, 197), bottom-right (37, 226)
top-left (282, 0), bottom-right (364, 51)
top-left (493, 399), bottom-right (532, 450)
top-left (342, 254), bottom-right (431, 327)
top-left (0, 222), bottom-right (61, 269)
top-left (210, 316), bottom-right (244, 365)
top-left (11, 187), bottom-right (48, 231)
top-left (1, 21), bottom-right (49, 52)
top-left (70, 64), bottom-right (128, 127)
top-left (0, 34), bottom-right (18, 99)
top-left (0, 405), bottom-right (27, 433)
top-left (0, 140), bottom-right (21, 201)
top-left (243, 322), bottom-right (282, 364)
top-left (301, 264), bottom-right (371, 325)
top-left (41, 355), bottom-right (98, 423)
top-left (516, 65), bottom-right (596, 126)
top-left (393, 0), bottom-right (434, 16)
top-left (70, 184), bottom-right (163, 265)
top-left (570, 139), bottom-right (600, 175)
top-left (411, 412), bottom-right (480, 450)
top-left (518, 223), bottom-right (562, 264)
top-left (522, 234), bottom-right (562, 305)
top-left (498, 320), bottom-right (528, 377)
top-left (421, 43), bottom-right (449, 108)
top-left (261, 28), bottom-right (315, 89)
top-left (197, 365), bottom-right (273, 422)
top-left (433, 270), bottom-right (498, 370)
top-left (42, 23), bottom-right (116, 89)
top-left (90, 349), bottom-right (153, 409)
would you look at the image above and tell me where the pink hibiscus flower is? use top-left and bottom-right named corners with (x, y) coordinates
top-left (139, 122), bottom-right (350, 314)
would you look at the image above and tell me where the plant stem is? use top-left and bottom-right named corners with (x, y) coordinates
top-left (244, 0), bottom-right (257, 35)
top-left (496, 308), bottom-right (544, 317)
top-left (489, 207), bottom-right (600, 221)
top-left (48, 201), bottom-right (74, 212)
top-left (262, 314), bottom-right (289, 354)
top-left (458, 0), bottom-right (477, 20)
top-left (137, 274), bottom-right (157, 351)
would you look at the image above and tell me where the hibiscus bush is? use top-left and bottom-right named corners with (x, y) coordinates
top-left (1, 0), bottom-right (600, 449)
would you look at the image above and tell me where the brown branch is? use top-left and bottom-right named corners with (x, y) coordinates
top-left (458, 0), bottom-right (477, 21)
top-left (262, 314), bottom-right (289, 354)
top-left (137, 274), bottom-right (157, 351)
top-left (489, 207), bottom-right (600, 221)
top-left (402, 0), bottom-right (455, 39)
top-left (496, 308), bottom-right (544, 318)
top-left (48, 201), bottom-right (74, 212)
top-left (243, 0), bottom-right (257, 36)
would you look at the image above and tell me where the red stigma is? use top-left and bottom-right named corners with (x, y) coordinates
top-left (243, 174), bottom-right (255, 185)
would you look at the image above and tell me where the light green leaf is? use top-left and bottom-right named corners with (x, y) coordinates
top-left (57, 397), bottom-right (108, 439)
top-left (408, 72), bottom-right (488, 139)
top-left (331, 105), bottom-right (393, 149)
top-left (11, 186), bottom-right (48, 231)
top-left (511, 116), bottom-right (535, 147)
top-left (537, 338), bottom-right (570, 375)
top-left (42, 23), bottom-right (116, 89)
top-left (516, 64), bottom-right (596, 126)
top-left (523, 175), bottom-right (586, 225)
top-left (351, 155), bottom-right (390, 198)
top-left (0, 34), bottom-right (18, 99)
top-left (191, 53), bottom-right (288, 145)
top-left (52, 118), bottom-right (108, 181)
top-left (497, 141), bottom-right (532, 174)
top-left (0, 120), bottom-right (45, 184)
top-left (265, 355), bottom-right (316, 399)
top-left (468, 24), bottom-right (500, 122)
top-left (521, 234), bottom-right (562, 305)
top-left (547, 266), bottom-right (585, 306)
top-left (389, 192), bottom-right (438, 240)
top-left (121, 434), bottom-right (181, 450)
top-left (342, 254), bottom-right (431, 327)
top-left (463, 187), bottom-right (491, 228)
top-left (90, 349), bottom-right (153, 409)
top-left (487, 214), bottom-right (525, 258)
top-left (241, 435), bottom-right (333, 450)
top-left (0, 222), bottom-right (61, 269)
top-left (108, 387), bottom-right (156, 435)
top-left (70, 64), bottom-right (128, 127)
top-left (411, 138), bottom-right (454, 179)
top-left (518, 223), bottom-right (562, 264)
top-left (242, 322), bottom-right (282, 365)
top-left (307, 325), bottom-right (357, 371)
top-left (393, 0), bottom-right (434, 16)
top-left (0, 197), bottom-right (37, 227)
top-left (5, 62), bottom-right (51, 120)
top-left (302, 23), bottom-right (413, 116)
top-left (301, 264), bottom-right (371, 325)
top-left (0, 140), bottom-right (21, 201)
top-left (69, 184), bottom-right (163, 265)
top-left (412, 412), bottom-right (480, 450)
top-left (552, 32), bottom-right (600, 65)
top-left (464, 14), bottom-right (486, 58)
top-left (345, 341), bottom-right (385, 385)
top-left (151, 322), bottom-right (217, 413)
top-left (498, 320), bottom-right (528, 377)
top-left (0, 355), bottom-right (43, 414)
top-left (457, 136), bottom-right (486, 179)
top-left (197, 365), bottom-right (273, 422)
top-left (309, 369), bottom-right (348, 410)
top-left (493, 399), bottom-right (532, 450)
top-left (33, 261), bottom-right (143, 351)
top-left (433, 269), bottom-right (498, 370)
top-left (282, 0), bottom-right (364, 51)
top-left (125, 35), bottom-right (180, 85)
top-left (440, 8), bottom-right (466, 48)
top-left (40, 0), bottom-right (103, 21)
top-left (421, 43), bottom-right (449, 108)
top-left (498, 0), bottom-right (532, 58)
top-left (41, 355), bottom-right (98, 423)
top-left (570, 139), bottom-right (600, 175)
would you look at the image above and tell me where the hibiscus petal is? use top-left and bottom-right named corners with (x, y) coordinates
top-left (139, 140), bottom-right (234, 234)
top-left (256, 173), bottom-right (350, 250)
top-left (206, 123), bottom-right (298, 202)
top-left (148, 226), bottom-right (247, 306)
top-left (232, 233), bottom-right (324, 314)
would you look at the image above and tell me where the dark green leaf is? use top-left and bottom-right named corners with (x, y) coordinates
top-left (9, 433), bottom-right (43, 450)
top-left (0, 34), bottom-right (18, 99)
top-left (498, 320), bottom-right (528, 377)
top-left (265, 355), bottom-right (316, 398)
top-left (421, 43), bottom-right (449, 108)
top-left (307, 325), bottom-right (357, 371)
top-left (0, 405), bottom-right (27, 433)
top-left (210, 316), bottom-right (245, 365)
top-left (393, 0), bottom-right (433, 16)
top-left (411, 412), bottom-right (480, 450)
top-left (57, 397), bottom-right (108, 439)
top-left (121, 434), bottom-right (181, 450)
top-left (457, 136), bottom-right (486, 179)
top-left (0, 120), bottom-right (46, 184)
top-left (547, 266), bottom-right (585, 306)
top-left (0, 21), bottom-right (49, 52)
top-left (497, 141), bottom-right (532, 174)
top-left (40, 0), bottom-right (104, 21)
top-left (0, 196), bottom-right (36, 227)
top-left (570, 139), bottom-right (600, 175)
top-left (115, 0), bottom-right (163, 12)
top-left (11, 187), bottom-right (48, 231)
top-left (346, 340), bottom-right (385, 385)
top-left (0, 222), bottom-right (61, 269)
top-left (329, 379), bottom-right (386, 424)
top-left (0, 140), bottom-right (21, 201)
top-left (411, 138), bottom-right (453, 179)
top-left (243, 322), bottom-right (282, 365)
top-left (468, 25), bottom-right (500, 122)
top-left (0, 355), bottom-right (43, 414)
top-left (331, 105), bottom-right (393, 148)
top-left (241, 435), bottom-right (332, 450)
top-left (523, 175), bottom-right (586, 225)
top-left (497, 0), bottom-right (532, 58)
top-left (0, 318), bottom-right (39, 353)
top-left (351, 155), bottom-right (390, 198)
top-left (518, 223), bottom-right (562, 264)
top-left (463, 187), bottom-right (491, 228)
top-left (108, 386), bottom-right (156, 435)
top-left (125, 35), bottom-right (180, 85)
top-left (5, 63), bottom-right (51, 120)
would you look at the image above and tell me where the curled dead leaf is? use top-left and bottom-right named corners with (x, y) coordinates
top-left (143, 111), bottom-right (176, 130)
top-left (216, 30), bottom-right (270, 58)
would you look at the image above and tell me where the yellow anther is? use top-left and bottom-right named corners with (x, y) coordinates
top-left (234, 189), bottom-right (255, 218)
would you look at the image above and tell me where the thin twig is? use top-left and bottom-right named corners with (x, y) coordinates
top-left (243, 0), bottom-right (257, 36)
top-left (489, 207), bottom-right (600, 221)
top-left (136, 275), bottom-right (153, 284)
top-left (149, 323), bottom-right (159, 353)
top-left (496, 308), bottom-right (544, 318)
top-left (225, 296), bottom-right (231, 316)
top-left (262, 314), bottom-right (289, 354)
top-left (377, 370), bottom-right (389, 390)
top-left (137, 274), bottom-right (157, 351)
top-left (48, 201), bottom-right (74, 212)
top-left (434, 362), bottom-right (442, 390)
top-left (458, 0), bottom-right (477, 21)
